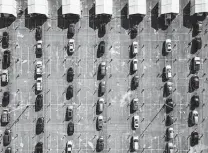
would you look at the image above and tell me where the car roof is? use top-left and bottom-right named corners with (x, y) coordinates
top-left (99, 98), bottom-right (104, 102)
top-left (2, 69), bottom-right (8, 73)
top-left (193, 110), bottom-right (198, 114)
top-left (134, 115), bottom-right (139, 120)
top-left (133, 41), bottom-right (138, 45)
top-left (134, 75), bottom-right (139, 79)
top-left (133, 136), bottom-right (139, 139)
top-left (36, 61), bottom-right (42, 65)
top-left (101, 61), bottom-right (106, 65)
top-left (166, 65), bottom-right (171, 69)
top-left (194, 57), bottom-right (200, 60)
top-left (69, 39), bottom-right (74, 42)
top-left (37, 40), bottom-right (42, 43)
top-left (133, 98), bottom-right (139, 102)
top-left (133, 59), bottom-right (138, 62)
top-left (166, 39), bottom-right (171, 42)
top-left (98, 115), bottom-right (103, 119)
top-left (67, 140), bottom-right (72, 145)
top-left (68, 106), bottom-right (73, 109)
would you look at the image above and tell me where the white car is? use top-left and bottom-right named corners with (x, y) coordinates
top-left (68, 39), bottom-right (75, 53)
top-left (165, 65), bottom-right (172, 79)
top-left (66, 141), bottom-right (72, 153)
top-left (133, 115), bottom-right (139, 129)
top-left (132, 59), bottom-right (138, 72)
top-left (191, 110), bottom-right (199, 125)
top-left (37, 40), bottom-right (42, 49)
top-left (36, 61), bottom-right (43, 76)
top-left (166, 142), bottom-right (174, 153)
top-left (166, 81), bottom-right (173, 94)
top-left (193, 57), bottom-right (200, 72)
top-left (166, 127), bottom-right (174, 140)
top-left (36, 77), bottom-right (42, 92)
top-left (166, 39), bottom-right (171, 53)
top-left (133, 136), bottom-right (139, 151)
top-left (132, 41), bottom-right (138, 55)
top-left (1, 69), bottom-right (8, 84)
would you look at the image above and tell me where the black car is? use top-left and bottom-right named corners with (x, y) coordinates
top-left (98, 24), bottom-right (106, 37)
top-left (98, 41), bottom-right (105, 56)
top-left (66, 106), bottom-right (73, 121)
top-left (66, 85), bottom-right (73, 100)
top-left (193, 37), bottom-right (202, 50)
top-left (165, 115), bottom-right (174, 126)
top-left (165, 98), bottom-right (174, 114)
top-left (67, 67), bottom-right (74, 82)
top-left (67, 121), bottom-right (74, 136)
top-left (190, 95), bottom-right (200, 110)
top-left (35, 26), bottom-right (42, 41)
top-left (5, 147), bottom-right (12, 153)
top-left (2, 32), bottom-right (9, 49)
top-left (192, 21), bottom-right (202, 34)
top-left (2, 91), bottom-right (9, 107)
top-left (97, 136), bottom-right (104, 151)
top-left (35, 94), bottom-right (43, 112)
top-left (3, 129), bottom-right (11, 146)
top-left (67, 24), bottom-right (75, 38)
top-left (190, 75), bottom-right (199, 91)
top-left (35, 142), bottom-right (43, 153)
top-left (2, 50), bottom-right (10, 69)
top-left (190, 131), bottom-right (199, 147)
top-left (132, 75), bottom-right (139, 88)
top-left (36, 117), bottom-right (44, 135)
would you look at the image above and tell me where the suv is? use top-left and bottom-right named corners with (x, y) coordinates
top-left (100, 62), bottom-right (106, 76)
top-left (132, 59), bottom-right (138, 72)
top-left (131, 98), bottom-right (139, 112)
top-left (2, 50), bottom-right (10, 69)
top-left (66, 85), bottom-right (73, 100)
top-left (35, 26), bottom-right (42, 41)
top-left (66, 106), bottom-right (73, 121)
top-left (190, 131), bottom-right (199, 147)
top-left (35, 94), bottom-right (43, 112)
top-left (68, 39), bottom-right (75, 53)
top-left (3, 129), bottom-right (11, 146)
top-left (36, 117), bottom-right (44, 135)
top-left (36, 61), bottom-right (43, 77)
top-left (165, 39), bottom-right (171, 53)
top-left (190, 75), bottom-right (199, 91)
top-left (97, 115), bottom-right (103, 130)
top-left (190, 57), bottom-right (200, 73)
top-left (133, 115), bottom-right (139, 129)
top-left (2, 91), bottom-right (9, 107)
top-left (165, 98), bottom-right (174, 114)
top-left (188, 110), bottom-right (199, 127)
top-left (132, 41), bottom-right (138, 55)
top-left (67, 121), bottom-right (74, 136)
top-left (67, 67), bottom-right (74, 82)
top-left (190, 95), bottom-right (200, 110)
top-left (36, 77), bottom-right (42, 94)
top-left (97, 98), bottom-right (104, 113)
top-left (36, 40), bottom-right (42, 58)
top-left (1, 69), bottom-right (9, 86)
top-left (35, 142), bottom-right (43, 153)
top-left (132, 136), bottom-right (139, 151)
top-left (98, 41), bottom-right (105, 56)
top-left (1, 109), bottom-right (10, 126)
top-left (166, 127), bottom-right (174, 141)
top-left (132, 75), bottom-right (139, 88)
top-left (66, 141), bottom-right (73, 153)
top-left (97, 136), bottom-right (104, 151)
top-left (165, 65), bottom-right (172, 79)
top-left (2, 32), bottom-right (9, 48)
top-left (67, 24), bottom-right (75, 38)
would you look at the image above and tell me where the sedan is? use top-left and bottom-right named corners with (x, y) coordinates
top-left (98, 41), bottom-right (105, 56)
top-left (190, 131), bottom-right (199, 147)
top-left (132, 75), bottom-right (139, 88)
top-left (66, 85), bottom-right (73, 100)
top-left (67, 67), bottom-right (74, 82)
top-left (2, 50), bottom-right (10, 69)
top-left (36, 40), bottom-right (42, 58)
top-left (165, 65), bottom-right (172, 79)
top-left (67, 121), bottom-right (74, 136)
top-left (5, 147), bottom-right (12, 153)
top-left (35, 142), bottom-right (43, 153)
top-left (99, 81), bottom-right (106, 95)
top-left (190, 75), bottom-right (199, 90)
top-left (35, 94), bottom-right (43, 112)
top-left (97, 98), bottom-right (104, 113)
top-left (3, 129), bottom-right (11, 146)
top-left (165, 39), bottom-right (171, 53)
top-left (36, 61), bottom-right (43, 76)
top-left (36, 77), bottom-right (42, 94)
top-left (68, 39), bottom-right (75, 53)
top-left (190, 95), bottom-right (200, 110)
top-left (165, 115), bottom-right (174, 126)
top-left (132, 59), bottom-right (138, 72)
top-left (133, 115), bottom-right (139, 129)
top-left (66, 106), bottom-right (73, 121)
top-left (67, 23), bottom-right (75, 38)
top-left (97, 115), bottom-right (103, 130)
top-left (100, 62), bottom-right (106, 76)
top-left (2, 91), bottom-right (9, 107)
top-left (66, 141), bottom-right (73, 153)
top-left (2, 31), bottom-right (9, 49)
top-left (97, 136), bottom-right (104, 151)
top-left (188, 110), bottom-right (199, 127)
top-left (166, 81), bottom-right (173, 95)
top-left (1, 109), bottom-right (10, 126)
top-left (131, 98), bottom-right (139, 112)
top-left (166, 127), bottom-right (174, 141)
top-left (165, 98), bottom-right (174, 113)
top-left (133, 136), bottom-right (139, 151)
top-left (1, 69), bottom-right (8, 86)
top-left (132, 41), bottom-right (138, 55)
top-left (36, 117), bottom-right (44, 135)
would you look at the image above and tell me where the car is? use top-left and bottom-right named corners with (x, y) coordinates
top-left (130, 26), bottom-right (138, 38)
top-left (165, 65), bottom-right (172, 79)
top-left (99, 81), bottom-right (106, 95)
top-left (193, 37), bottom-right (202, 51)
top-left (35, 94), bottom-right (43, 112)
top-left (165, 142), bottom-right (174, 153)
top-left (68, 39), bottom-right (75, 53)
top-left (166, 81), bottom-right (173, 95)
top-left (190, 95), bottom-right (200, 110)
top-left (36, 61), bottom-right (43, 76)
top-left (3, 129), bottom-right (11, 146)
top-left (5, 147), bottom-right (12, 153)
top-left (2, 31), bottom-right (9, 48)
top-left (1, 109), bottom-right (10, 126)
top-left (132, 136), bottom-right (139, 151)
top-left (2, 50), bottom-right (10, 69)
top-left (98, 41), bottom-right (105, 56)
top-left (165, 13), bottom-right (172, 26)
top-left (97, 136), bottom-right (104, 151)
top-left (133, 115), bottom-right (139, 129)
top-left (97, 98), bottom-right (104, 113)
top-left (67, 121), bottom-right (74, 136)
top-left (132, 75), bottom-right (139, 88)
top-left (36, 40), bottom-right (42, 58)
top-left (165, 115), bottom-right (174, 126)
top-left (165, 39), bottom-right (171, 53)
top-left (67, 24), bottom-right (75, 38)
top-left (188, 110), bottom-right (199, 127)
top-left (100, 62), bottom-right (106, 76)
top-left (67, 67), bottom-right (74, 82)
top-left (165, 98), bottom-right (174, 113)
top-left (131, 98), bottom-right (139, 112)
top-left (190, 75), bottom-right (199, 91)
top-left (36, 77), bottom-right (42, 94)
top-left (2, 91), bottom-right (9, 107)
top-left (166, 127), bottom-right (174, 141)
top-left (190, 57), bottom-right (200, 73)
top-left (97, 115), bottom-right (103, 130)
top-left (190, 131), bottom-right (199, 147)
top-left (66, 141), bottom-right (73, 153)
top-left (132, 59), bottom-right (138, 72)
top-left (66, 85), bottom-right (73, 100)
top-left (193, 21), bottom-right (202, 34)
top-left (35, 142), bottom-right (43, 153)
top-left (132, 41), bottom-right (138, 55)
top-left (1, 69), bottom-right (9, 86)
top-left (35, 26), bottom-right (42, 41)
top-left (98, 23), bottom-right (106, 36)
top-left (66, 106), bottom-right (73, 121)
top-left (36, 117), bottom-right (44, 135)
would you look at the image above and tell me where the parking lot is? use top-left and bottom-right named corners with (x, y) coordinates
top-left (0, 0), bottom-right (208, 152)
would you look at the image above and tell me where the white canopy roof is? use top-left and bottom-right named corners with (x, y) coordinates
top-left (95, 0), bottom-right (112, 15)
top-left (191, 0), bottom-right (208, 15)
top-left (62, 0), bottom-right (81, 16)
top-left (0, 0), bottom-right (16, 17)
top-left (160, 0), bottom-right (179, 15)
top-left (28, 0), bottom-right (48, 17)
top-left (128, 0), bottom-right (146, 15)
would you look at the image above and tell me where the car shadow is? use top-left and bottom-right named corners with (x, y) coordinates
top-left (162, 41), bottom-right (168, 56)
top-left (129, 45), bottom-right (135, 59)
top-left (0, 15), bottom-right (16, 29)
top-left (89, 4), bottom-right (97, 30)
top-left (151, 3), bottom-right (159, 30)
top-left (183, 2), bottom-right (192, 29)
top-left (188, 78), bottom-right (194, 93)
top-left (98, 84), bottom-right (104, 97)
top-left (121, 4), bottom-right (129, 30)
top-left (165, 115), bottom-right (173, 126)
top-left (97, 43), bottom-right (103, 58)
top-left (131, 117), bottom-right (136, 130)
top-left (129, 136), bottom-right (134, 152)
top-left (130, 100), bottom-right (136, 114)
top-left (162, 67), bottom-right (167, 82)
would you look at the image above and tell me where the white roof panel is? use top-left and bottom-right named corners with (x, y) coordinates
top-left (95, 0), bottom-right (112, 15)
top-left (160, 0), bottom-right (179, 15)
top-left (191, 0), bottom-right (208, 15)
top-left (28, 0), bottom-right (48, 16)
top-left (62, 0), bottom-right (81, 15)
top-left (128, 0), bottom-right (146, 15)
top-left (0, 0), bottom-right (16, 17)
